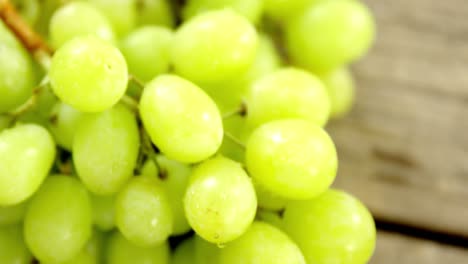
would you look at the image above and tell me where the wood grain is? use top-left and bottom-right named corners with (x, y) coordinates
top-left (328, 0), bottom-right (468, 236)
top-left (370, 231), bottom-right (468, 264)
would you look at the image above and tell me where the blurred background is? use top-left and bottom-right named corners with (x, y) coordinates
top-left (328, 0), bottom-right (468, 262)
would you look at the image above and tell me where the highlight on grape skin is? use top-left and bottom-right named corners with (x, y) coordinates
top-left (0, 0), bottom-right (379, 263)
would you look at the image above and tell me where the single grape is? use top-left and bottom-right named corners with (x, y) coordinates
top-left (49, 36), bottom-right (128, 112)
top-left (48, 102), bottom-right (83, 150)
top-left (255, 183), bottom-right (287, 211)
top-left (0, 37), bottom-right (34, 113)
top-left (246, 119), bottom-right (337, 200)
top-left (106, 231), bottom-right (170, 264)
top-left (73, 104), bottom-right (139, 195)
top-left (90, 193), bottom-right (115, 231)
top-left (183, 0), bottom-right (263, 24)
top-left (24, 175), bottom-right (93, 263)
top-left (286, 0), bottom-right (376, 71)
top-left (283, 189), bottom-right (377, 264)
top-left (194, 235), bottom-right (220, 264)
top-left (172, 237), bottom-right (195, 264)
top-left (0, 124), bottom-right (55, 205)
top-left (12, 0), bottom-right (40, 25)
top-left (49, 2), bottom-right (115, 49)
top-left (184, 156), bottom-right (257, 244)
top-left (139, 75), bottom-right (223, 163)
top-left (0, 224), bottom-right (32, 264)
top-left (218, 221), bottom-right (306, 264)
top-left (115, 176), bottom-right (173, 247)
top-left (136, 0), bottom-right (174, 28)
top-left (318, 67), bottom-right (355, 118)
top-left (172, 9), bottom-right (258, 84)
top-left (120, 26), bottom-right (173, 82)
top-left (246, 67), bottom-right (330, 129)
top-left (0, 201), bottom-right (27, 226)
top-left (87, 0), bottom-right (136, 37)
top-left (141, 155), bottom-right (192, 235)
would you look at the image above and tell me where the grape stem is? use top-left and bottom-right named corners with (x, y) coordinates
top-left (120, 95), bottom-right (139, 113)
top-left (6, 76), bottom-right (49, 126)
top-left (141, 127), bottom-right (161, 176)
top-left (0, 0), bottom-right (53, 68)
top-left (222, 103), bottom-right (247, 119)
top-left (224, 131), bottom-right (246, 149)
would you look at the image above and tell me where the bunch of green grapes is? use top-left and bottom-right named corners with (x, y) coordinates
top-left (0, 0), bottom-right (376, 263)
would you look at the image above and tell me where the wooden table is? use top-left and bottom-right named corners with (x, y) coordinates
top-left (327, 0), bottom-right (468, 261)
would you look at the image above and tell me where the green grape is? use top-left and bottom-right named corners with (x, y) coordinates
top-left (136, 0), bottom-right (174, 28)
top-left (184, 156), bottom-right (257, 244)
top-left (256, 210), bottom-right (284, 230)
top-left (286, 0), bottom-right (376, 71)
top-left (49, 2), bottom-right (115, 49)
top-left (318, 67), bottom-right (355, 118)
top-left (106, 231), bottom-right (170, 264)
top-left (264, 0), bottom-right (319, 21)
top-left (0, 201), bottom-right (27, 226)
top-left (49, 230), bottom-right (103, 264)
top-left (141, 156), bottom-right (192, 235)
top-left (90, 193), bottom-right (115, 231)
top-left (218, 221), bottom-right (306, 264)
top-left (24, 176), bottom-right (93, 263)
top-left (172, 237), bottom-right (195, 264)
top-left (194, 235), bottom-right (220, 264)
top-left (246, 119), bottom-right (337, 200)
top-left (243, 33), bottom-right (282, 84)
top-left (12, 0), bottom-right (40, 25)
top-left (183, 0), bottom-right (263, 24)
top-left (283, 189), bottom-right (376, 264)
top-left (139, 75), bottom-right (223, 163)
top-left (0, 37), bottom-right (34, 113)
top-left (115, 176), bottom-right (173, 247)
top-left (246, 67), bottom-right (330, 129)
top-left (0, 224), bottom-right (32, 264)
top-left (0, 124), bottom-right (55, 205)
top-left (73, 104), bottom-right (139, 195)
top-left (48, 102), bottom-right (83, 151)
top-left (87, 0), bottom-right (136, 37)
top-left (255, 183), bottom-right (287, 211)
top-left (172, 9), bottom-right (258, 84)
top-left (120, 26), bottom-right (173, 82)
top-left (49, 36), bottom-right (128, 113)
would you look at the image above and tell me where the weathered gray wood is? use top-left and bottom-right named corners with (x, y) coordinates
top-left (370, 231), bottom-right (468, 264)
top-left (328, 0), bottom-right (468, 236)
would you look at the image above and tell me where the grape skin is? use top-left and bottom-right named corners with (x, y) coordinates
top-left (49, 36), bottom-right (128, 113)
top-left (0, 124), bottom-right (56, 205)
top-left (139, 74), bottom-right (223, 163)
top-left (172, 9), bottom-right (258, 84)
top-left (283, 189), bottom-right (377, 264)
top-left (24, 176), bottom-right (93, 263)
top-left (49, 2), bottom-right (115, 48)
top-left (184, 156), bottom-right (257, 244)
top-left (246, 119), bottom-right (337, 200)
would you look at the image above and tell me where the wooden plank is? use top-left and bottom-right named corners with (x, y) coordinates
top-left (328, 0), bottom-right (468, 236)
top-left (370, 231), bottom-right (468, 264)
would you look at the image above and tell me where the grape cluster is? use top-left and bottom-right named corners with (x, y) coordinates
top-left (0, 0), bottom-right (377, 263)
